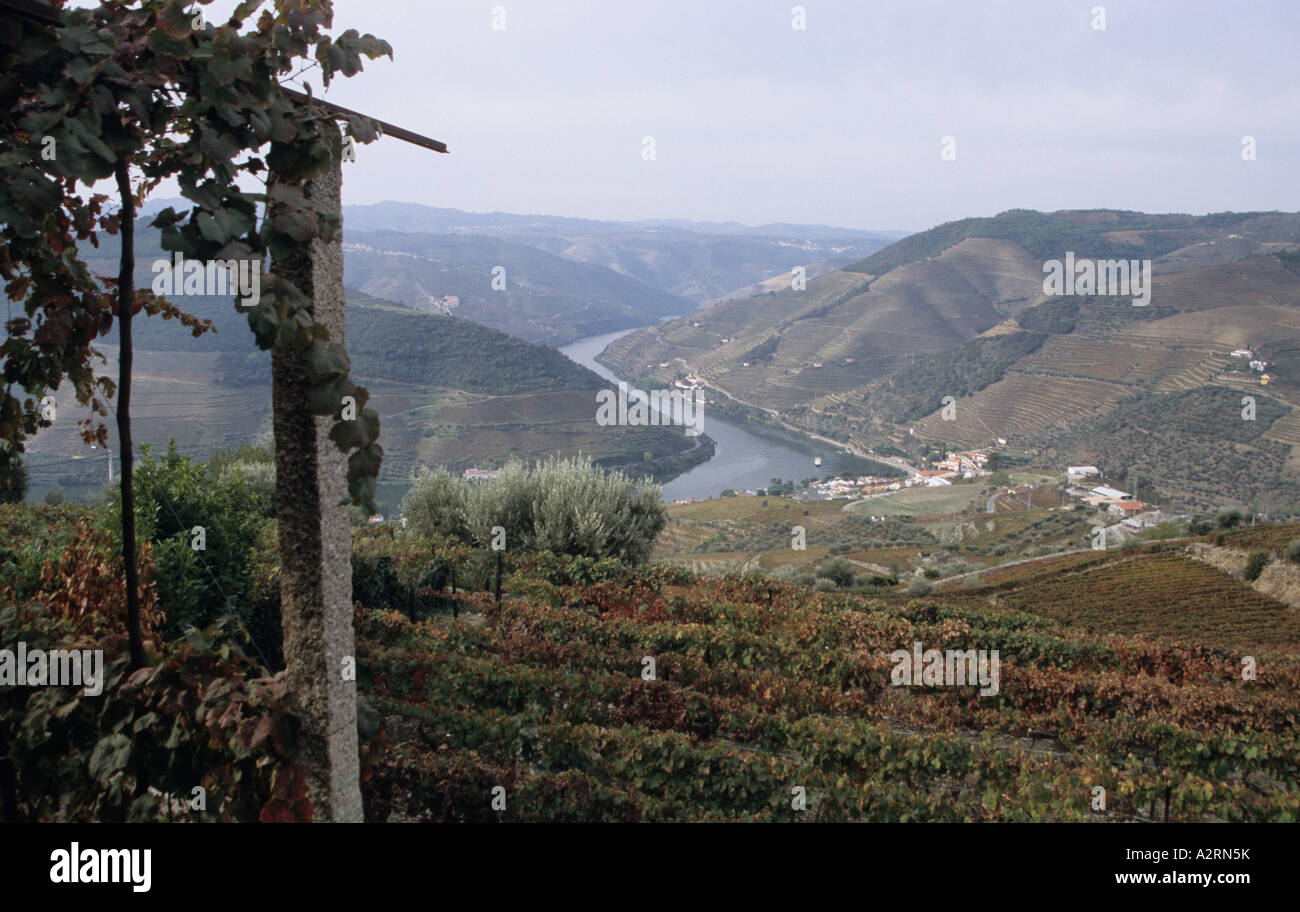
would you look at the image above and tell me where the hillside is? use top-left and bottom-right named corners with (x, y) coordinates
top-left (82, 220), bottom-right (693, 348)
top-left (359, 548), bottom-right (1300, 822)
top-left (337, 201), bottom-right (901, 305)
top-left (15, 259), bottom-right (709, 511)
top-left (341, 229), bottom-right (691, 345)
top-left (601, 210), bottom-right (1300, 513)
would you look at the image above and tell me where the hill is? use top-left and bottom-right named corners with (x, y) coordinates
top-left (359, 549), bottom-right (1300, 822)
top-left (341, 229), bottom-right (690, 345)
top-left (601, 209), bottom-right (1300, 512)
top-left (337, 200), bottom-right (899, 306)
top-left (16, 230), bottom-right (711, 510)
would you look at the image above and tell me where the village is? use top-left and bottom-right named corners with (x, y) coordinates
top-left (671, 443), bottom-right (1183, 541)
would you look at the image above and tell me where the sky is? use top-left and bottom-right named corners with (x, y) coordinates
top-left (155, 0), bottom-right (1300, 232)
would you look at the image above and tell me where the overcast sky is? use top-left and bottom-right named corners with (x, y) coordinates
top-left (166, 0), bottom-right (1300, 232)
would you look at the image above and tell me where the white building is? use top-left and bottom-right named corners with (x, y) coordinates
top-left (1089, 485), bottom-right (1132, 502)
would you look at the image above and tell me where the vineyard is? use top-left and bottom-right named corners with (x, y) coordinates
top-left (357, 558), bottom-right (1300, 822)
top-left (990, 549), bottom-right (1300, 654)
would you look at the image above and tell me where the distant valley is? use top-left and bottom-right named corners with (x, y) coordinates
top-left (601, 209), bottom-right (1300, 514)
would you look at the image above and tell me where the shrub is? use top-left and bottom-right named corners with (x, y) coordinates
top-left (907, 577), bottom-right (932, 596)
top-left (813, 578), bottom-right (838, 592)
top-left (401, 467), bottom-right (470, 541)
top-left (0, 449), bottom-right (27, 504)
top-left (1215, 508), bottom-right (1244, 529)
top-left (403, 456), bottom-right (667, 564)
top-left (1284, 539), bottom-right (1300, 565)
top-left (112, 442), bottom-right (271, 638)
top-left (962, 574), bottom-right (983, 591)
top-left (856, 573), bottom-right (897, 588)
top-left (1244, 550), bottom-right (1269, 582)
top-left (0, 526), bottom-right (328, 822)
top-left (816, 557), bottom-right (857, 588)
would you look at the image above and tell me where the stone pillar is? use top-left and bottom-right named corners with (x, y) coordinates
top-left (269, 124), bottom-right (362, 823)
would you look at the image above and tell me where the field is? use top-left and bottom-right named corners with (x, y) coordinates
top-left (987, 548), bottom-right (1300, 655)
top-left (359, 560), bottom-right (1300, 821)
top-left (845, 483), bottom-right (988, 517)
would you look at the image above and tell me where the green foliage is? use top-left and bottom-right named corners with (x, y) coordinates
top-left (358, 558), bottom-right (1300, 821)
top-left (1015, 295), bottom-right (1080, 334)
top-left (1286, 540), bottom-right (1300, 565)
top-left (0, 451), bottom-right (28, 504)
top-left (815, 557), bottom-right (857, 588)
top-left (1244, 550), bottom-right (1269, 582)
top-left (906, 576), bottom-right (932, 595)
top-left (1060, 388), bottom-right (1296, 514)
top-left (0, 529), bottom-right (320, 822)
top-left (344, 307), bottom-right (602, 393)
top-left (1277, 249), bottom-right (1300, 278)
top-left (350, 525), bottom-right (467, 614)
top-left (1217, 508), bottom-right (1245, 529)
top-left (402, 456), bottom-right (668, 564)
top-left (114, 441), bottom-right (271, 639)
top-left (740, 335), bottom-right (779, 364)
top-left (861, 332), bottom-right (1047, 423)
top-left (0, 0), bottom-right (395, 510)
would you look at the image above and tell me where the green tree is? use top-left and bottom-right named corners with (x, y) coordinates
top-left (0, 450), bottom-right (27, 504)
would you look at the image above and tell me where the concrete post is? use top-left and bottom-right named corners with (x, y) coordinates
top-left (269, 124), bottom-right (362, 823)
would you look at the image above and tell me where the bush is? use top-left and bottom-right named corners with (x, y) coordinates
top-left (906, 577), bottom-right (932, 596)
top-left (813, 578), bottom-right (838, 592)
top-left (0, 449), bottom-right (27, 504)
top-left (400, 467), bottom-right (471, 541)
top-left (962, 574), bottom-right (983, 591)
top-left (403, 456), bottom-right (667, 564)
top-left (1244, 550), bottom-right (1269, 582)
top-left (855, 572), bottom-right (897, 588)
top-left (816, 557), bottom-right (857, 588)
top-left (116, 442), bottom-right (272, 638)
top-left (1286, 540), bottom-right (1300, 565)
top-left (1215, 508), bottom-right (1244, 529)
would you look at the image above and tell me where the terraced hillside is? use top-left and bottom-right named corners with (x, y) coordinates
top-left (601, 210), bottom-right (1300, 512)
top-left (361, 556), bottom-right (1300, 821)
top-left (15, 275), bottom-right (708, 510)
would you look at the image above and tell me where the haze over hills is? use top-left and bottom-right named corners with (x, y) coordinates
top-left (135, 198), bottom-right (899, 343)
top-left (19, 225), bottom-right (709, 510)
top-left (338, 202), bottom-right (901, 315)
top-left (601, 209), bottom-right (1300, 514)
top-left (341, 229), bottom-right (689, 345)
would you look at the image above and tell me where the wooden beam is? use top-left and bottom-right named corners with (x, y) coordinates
top-left (1, 0), bottom-right (449, 155)
top-left (282, 88), bottom-right (448, 154)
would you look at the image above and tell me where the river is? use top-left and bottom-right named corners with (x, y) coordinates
top-left (558, 328), bottom-right (866, 501)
